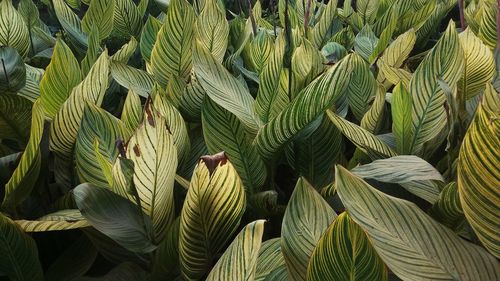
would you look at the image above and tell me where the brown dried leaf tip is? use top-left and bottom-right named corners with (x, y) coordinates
top-left (200, 151), bottom-right (227, 176)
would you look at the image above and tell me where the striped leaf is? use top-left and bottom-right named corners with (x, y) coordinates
top-left (151, 218), bottom-right (180, 280)
top-left (248, 30), bottom-right (274, 73)
top-left (140, 16), bottom-right (162, 63)
top-left (360, 85), bottom-right (386, 134)
top-left (327, 110), bottom-right (397, 160)
top-left (81, 26), bottom-right (101, 77)
top-left (121, 90), bottom-right (143, 131)
top-left (52, 0), bottom-right (88, 53)
top-left (255, 238), bottom-right (286, 281)
top-left (40, 38), bottom-right (82, 119)
top-left (477, 0), bottom-right (497, 48)
top-left (194, 42), bottom-right (262, 133)
top-left (206, 220), bottom-right (265, 281)
top-left (2, 100), bottom-right (44, 208)
top-left (110, 36), bottom-right (138, 63)
top-left (195, 0), bottom-right (229, 63)
top-left (126, 102), bottom-right (178, 241)
top-left (150, 0), bottom-right (195, 86)
top-left (153, 90), bottom-right (191, 164)
top-left (281, 177), bottom-right (336, 281)
top-left (75, 103), bottom-right (130, 189)
top-left (311, 0), bottom-right (339, 48)
top-left (0, 46), bottom-right (26, 94)
top-left (457, 102), bottom-right (500, 258)
top-left (113, 0), bottom-right (142, 37)
top-left (0, 95), bottom-right (31, 145)
top-left (74, 183), bottom-right (157, 253)
top-left (15, 209), bottom-right (90, 232)
top-left (0, 213), bottom-right (43, 281)
top-left (354, 25), bottom-right (378, 62)
top-left (202, 97), bottom-right (267, 192)
top-left (50, 51), bottom-right (109, 157)
top-left (307, 212), bottom-right (388, 281)
top-left (255, 55), bottom-right (353, 159)
top-left (409, 21), bottom-right (464, 154)
top-left (110, 61), bottom-right (154, 97)
top-left (346, 53), bottom-right (378, 121)
top-left (429, 182), bottom-right (466, 233)
top-left (391, 83), bottom-right (413, 154)
top-left (458, 28), bottom-right (495, 100)
top-left (179, 153), bottom-right (246, 281)
top-left (336, 165), bottom-right (500, 281)
top-left (0, 0), bottom-right (30, 58)
top-left (82, 0), bottom-right (114, 40)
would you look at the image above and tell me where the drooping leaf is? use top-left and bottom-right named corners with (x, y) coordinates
top-left (307, 212), bottom-right (387, 281)
top-left (74, 183), bottom-right (156, 253)
top-left (0, 46), bottom-right (26, 94)
top-left (15, 209), bottom-right (90, 232)
top-left (281, 177), bottom-right (336, 281)
top-left (126, 102), bottom-right (178, 241)
top-left (336, 165), bottom-right (500, 281)
top-left (206, 220), bottom-right (265, 281)
top-left (179, 153), bottom-right (246, 281)
top-left (457, 102), bottom-right (500, 258)
top-left (0, 0), bottom-right (30, 58)
top-left (110, 61), bottom-right (154, 97)
top-left (0, 212), bottom-right (43, 281)
top-left (150, 0), bottom-right (195, 86)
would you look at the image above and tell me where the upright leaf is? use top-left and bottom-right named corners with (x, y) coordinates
top-left (140, 16), bottom-right (162, 63)
top-left (113, 0), bottom-right (142, 37)
top-left (82, 0), bottom-right (114, 40)
top-left (391, 83), bottom-right (413, 154)
top-left (0, 0), bottom-right (30, 58)
top-left (195, 0), bottom-right (229, 63)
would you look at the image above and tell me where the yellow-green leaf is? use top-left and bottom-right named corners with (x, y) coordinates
top-left (0, 0), bottom-right (30, 58)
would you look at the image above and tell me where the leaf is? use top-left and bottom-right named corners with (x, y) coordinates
top-left (72, 262), bottom-right (148, 281)
top-left (429, 182), bottom-right (466, 232)
top-left (179, 153), bottom-right (246, 281)
top-left (40, 38), bottom-right (82, 118)
top-left (113, 0), bottom-right (142, 37)
top-left (458, 28), bottom-right (495, 100)
top-left (380, 28), bottom-right (416, 69)
top-left (110, 61), bottom-right (154, 97)
top-left (206, 220), bottom-right (265, 281)
top-left (0, 46), bottom-right (26, 93)
top-left (248, 30), bottom-right (274, 73)
top-left (111, 36), bottom-right (138, 63)
top-left (409, 21), bottom-right (464, 154)
top-left (346, 53), bottom-right (378, 121)
top-left (140, 16), bottom-right (162, 63)
top-left (0, 95), bottom-right (31, 145)
top-left (391, 83), bottom-right (413, 154)
top-left (0, 0), bottom-right (30, 58)
top-left (15, 209), bottom-right (90, 232)
top-left (281, 177), bottom-right (336, 281)
top-left (150, 0), bottom-right (195, 86)
top-left (126, 102), bottom-right (178, 241)
top-left (255, 55), bottom-right (353, 159)
top-left (195, 0), bottom-right (229, 63)
top-left (50, 50), bottom-right (109, 157)
top-left (2, 100), bottom-right (44, 208)
top-left (202, 97), bottom-right (267, 192)
top-left (151, 218), bottom-right (180, 280)
top-left (52, 0), bottom-right (88, 53)
top-left (354, 25), bottom-right (378, 62)
top-left (457, 102), bottom-right (500, 258)
top-left (255, 238), bottom-right (286, 281)
top-left (312, 0), bottom-right (339, 48)
top-left (307, 212), bottom-right (387, 281)
top-left (73, 183), bottom-right (156, 253)
top-left (121, 90), bottom-right (142, 131)
top-left (336, 165), bottom-right (500, 281)
top-left (81, 26), bottom-right (101, 77)
top-left (327, 110), bottom-right (397, 160)
top-left (82, 0), bottom-right (114, 40)
top-left (75, 103), bottom-right (130, 189)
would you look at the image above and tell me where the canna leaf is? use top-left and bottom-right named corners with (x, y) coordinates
top-left (255, 238), bottom-right (286, 281)
top-left (15, 209), bottom-right (90, 232)
top-left (0, 0), bottom-right (30, 58)
top-left (195, 0), bottom-right (229, 63)
top-left (0, 46), bottom-right (26, 94)
top-left (82, 0), bottom-right (114, 41)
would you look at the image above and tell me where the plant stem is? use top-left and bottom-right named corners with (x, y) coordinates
top-left (457, 0), bottom-right (466, 29)
top-left (1, 58), bottom-right (10, 88)
top-left (304, 0), bottom-right (311, 37)
top-left (247, 0), bottom-right (257, 36)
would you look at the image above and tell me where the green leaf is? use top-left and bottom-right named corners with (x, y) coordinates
top-left (179, 153), bottom-right (246, 281)
top-left (0, 46), bottom-right (26, 94)
top-left (206, 220), bottom-right (265, 281)
top-left (0, 0), bottom-right (30, 58)
top-left (15, 209), bottom-right (90, 232)
top-left (311, 0), bottom-right (339, 48)
top-left (113, 0), bottom-right (142, 37)
top-left (52, 0), bottom-right (88, 53)
top-left (82, 0), bottom-right (114, 40)
top-left (429, 182), bottom-right (466, 233)
top-left (40, 38), bottom-right (82, 119)
top-left (75, 103), bottom-right (130, 189)
top-left (0, 213), bottom-right (43, 281)
top-left (307, 212), bottom-right (387, 281)
top-left (2, 100), bottom-right (44, 208)
top-left (74, 183), bottom-right (156, 253)
top-left (336, 165), bottom-right (500, 280)
top-left (140, 16), bottom-right (162, 63)
top-left (72, 262), bottom-right (148, 281)
top-left (410, 21), bottom-right (464, 154)
top-left (346, 53), bottom-right (378, 120)
top-left (110, 61), bottom-right (154, 97)
top-left (458, 102), bottom-right (500, 258)
top-left (151, 218), bottom-right (180, 280)
top-left (458, 28), bottom-right (495, 100)
top-left (151, 0), bottom-right (195, 86)
top-left (255, 55), bottom-right (353, 159)
top-left (354, 25), bottom-right (378, 62)
top-left (255, 238), bottom-right (286, 281)
top-left (391, 83), bottom-right (413, 154)
top-left (81, 26), bottom-right (101, 77)
top-left (202, 97), bottom-right (267, 192)
top-left (0, 95), bottom-right (31, 145)
top-left (327, 110), bottom-right (397, 160)
top-left (194, 41), bottom-right (262, 133)
top-left (121, 90), bottom-right (142, 131)
top-left (110, 36), bottom-right (138, 63)
top-left (248, 30), bottom-right (274, 73)
top-left (126, 102), bottom-right (178, 241)
top-left (281, 177), bottom-right (336, 281)
top-left (195, 0), bottom-right (229, 63)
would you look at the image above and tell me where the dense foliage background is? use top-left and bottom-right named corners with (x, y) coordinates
top-left (0, 0), bottom-right (499, 280)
